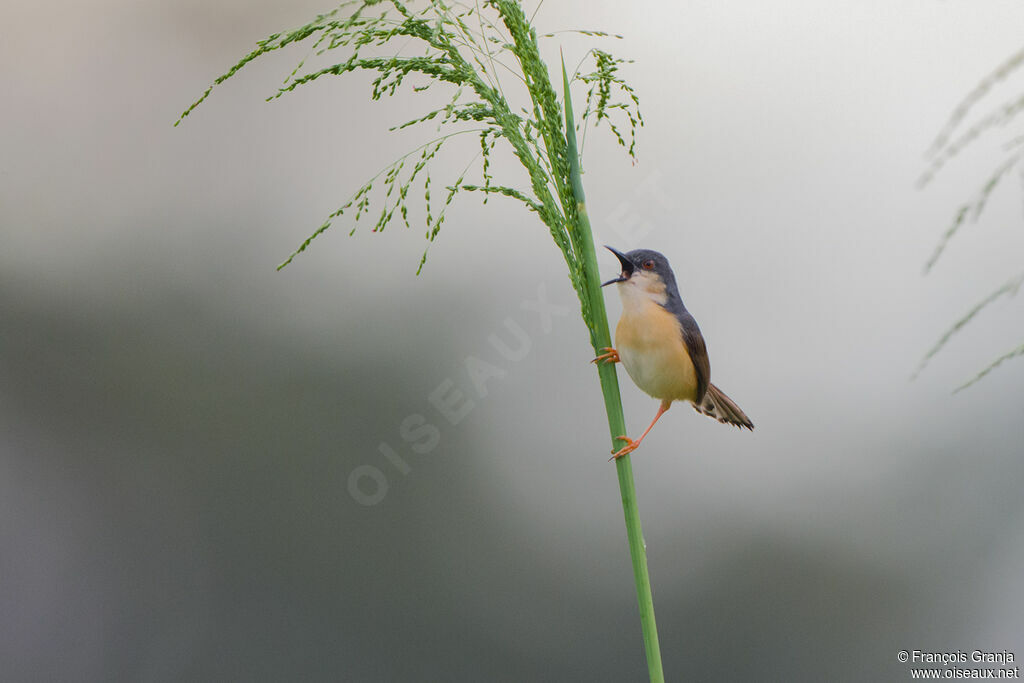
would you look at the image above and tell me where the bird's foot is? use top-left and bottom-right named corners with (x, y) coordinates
top-left (609, 435), bottom-right (639, 460)
top-left (592, 347), bottom-right (620, 365)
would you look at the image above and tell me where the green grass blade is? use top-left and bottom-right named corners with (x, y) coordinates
top-left (562, 56), bottom-right (665, 683)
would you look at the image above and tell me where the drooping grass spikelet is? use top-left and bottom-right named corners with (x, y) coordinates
top-left (919, 93), bottom-right (1024, 187)
top-left (954, 341), bottom-right (1024, 393)
top-left (912, 272), bottom-right (1024, 380)
top-left (926, 45), bottom-right (1024, 160)
top-left (924, 152), bottom-right (1023, 273)
top-left (921, 39), bottom-right (1024, 390)
top-left (577, 49), bottom-right (643, 161)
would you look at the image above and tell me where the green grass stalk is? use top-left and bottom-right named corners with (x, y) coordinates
top-left (561, 60), bottom-right (664, 683)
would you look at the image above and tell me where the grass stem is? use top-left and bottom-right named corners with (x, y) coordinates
top-left (562, 59), bottom-right (664, 683)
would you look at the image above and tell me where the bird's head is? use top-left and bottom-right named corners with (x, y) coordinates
top-left (601, 246), bottom-right (679, 305)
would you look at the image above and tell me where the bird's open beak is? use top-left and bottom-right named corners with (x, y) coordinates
top-left (601, 246), bottom-right (634, 287)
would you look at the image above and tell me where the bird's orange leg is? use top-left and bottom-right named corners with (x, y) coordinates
top-left (592, 347), bottom-right (620, 364)
top-left (611, 400), bottom-right (672, 460)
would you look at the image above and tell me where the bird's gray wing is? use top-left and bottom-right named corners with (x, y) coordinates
top-left (677, 312), bottom-right (710, 404)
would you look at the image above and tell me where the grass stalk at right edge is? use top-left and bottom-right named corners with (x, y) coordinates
top-left (562, 60), bottom-right (665, 683)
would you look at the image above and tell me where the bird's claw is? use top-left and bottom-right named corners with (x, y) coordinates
top-left (592, 347), bottom-right (620, 365)
top-left (609, 435), bottom-right (638, 461)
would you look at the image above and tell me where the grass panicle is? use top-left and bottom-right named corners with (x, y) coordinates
top-left (923, 151), bottom-right (1023, 274)
top-left (955, 341), bottom-right (1024, 392)
top-left (921, 42), bottom-right (1024, 186)
top-left (920, 43), bottom-right (1024, 389)
top-left (177, 0), bottom-right (641, 313)
top-left (912, 272), bottom-right (1024, 381)
top-left (179, 2), bottom-right (663, 680)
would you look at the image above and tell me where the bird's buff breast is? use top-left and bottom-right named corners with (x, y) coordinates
top-left (616, 301), bottom-right (699, 403)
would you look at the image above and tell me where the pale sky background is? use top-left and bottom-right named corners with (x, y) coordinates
top-left (3, 1), bottom-right (1024, 680)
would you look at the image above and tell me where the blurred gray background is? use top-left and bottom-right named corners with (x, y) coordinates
top-left (3, 1), bottom-right (1024, 680)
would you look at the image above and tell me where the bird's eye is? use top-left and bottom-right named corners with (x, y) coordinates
top-left (642, 260), bottom-right (655, 270)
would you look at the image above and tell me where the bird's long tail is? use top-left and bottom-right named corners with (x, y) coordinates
top-left (694, 383), bottom-right (754, 430)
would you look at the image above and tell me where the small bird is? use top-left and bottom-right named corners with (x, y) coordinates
top-left (595, 246), bottom-right (753, 459)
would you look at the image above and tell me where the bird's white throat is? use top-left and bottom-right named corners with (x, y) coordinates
top-left (617, 271), bottom-right (668, 311)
